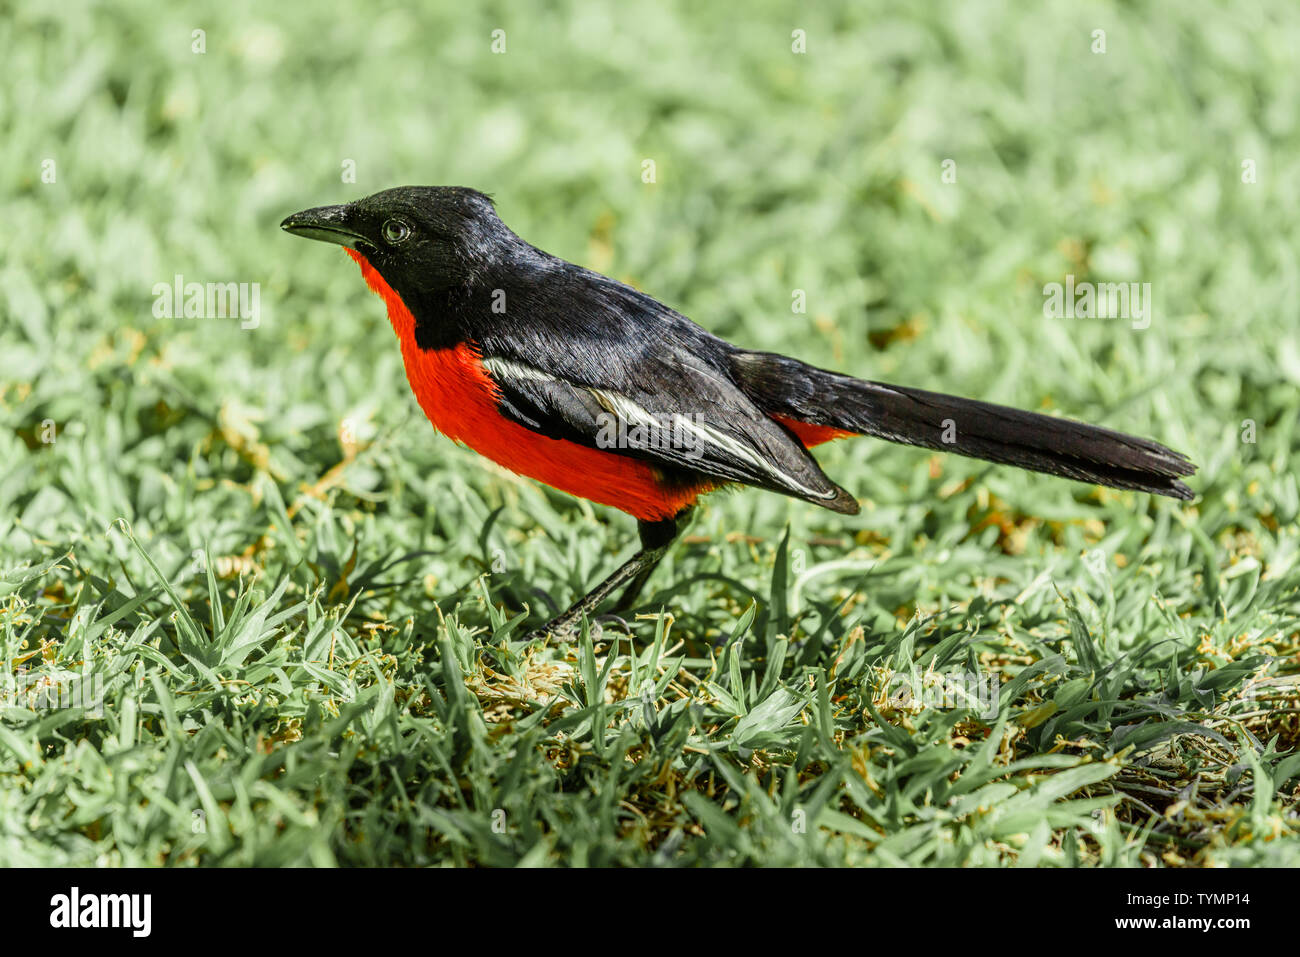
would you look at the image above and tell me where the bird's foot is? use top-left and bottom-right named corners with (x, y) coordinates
top-left (521, 611), bottom-right (593, 645)
top-left (522, 612), bottom-right (637, 645)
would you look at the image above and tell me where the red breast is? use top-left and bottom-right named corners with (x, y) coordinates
top-left (346, 248), bottom-right (709, 521)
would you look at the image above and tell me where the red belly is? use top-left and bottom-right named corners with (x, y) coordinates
top-left (347, 249), bottom-right (708, 521)
top-left (773, 416), bottom-right (852, 448)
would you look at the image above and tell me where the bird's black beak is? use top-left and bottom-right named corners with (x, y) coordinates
top-left (280, 204), bottom-right (370, 249)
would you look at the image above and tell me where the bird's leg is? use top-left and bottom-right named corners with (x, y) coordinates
top-left (531, 508), bottom-right (692, 640)
top-left (611, 514), bottom-right (688, 612)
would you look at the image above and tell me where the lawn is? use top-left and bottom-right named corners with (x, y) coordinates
top-left (2, 0), bottom-right (1298, 866)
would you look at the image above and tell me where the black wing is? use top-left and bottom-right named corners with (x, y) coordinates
top-left (479, 349), bottom-right (859, 514)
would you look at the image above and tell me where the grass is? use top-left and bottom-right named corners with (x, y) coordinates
top-left (2, 0), bottom-right (1299, 866)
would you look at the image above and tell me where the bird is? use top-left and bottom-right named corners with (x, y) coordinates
top-left (281, 186), bottom-right (1195, 639)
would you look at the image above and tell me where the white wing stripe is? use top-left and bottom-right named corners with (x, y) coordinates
top-left (589, 388), bottom-right (836, 501)
top-left (482, 356), bottom-right (836, 500)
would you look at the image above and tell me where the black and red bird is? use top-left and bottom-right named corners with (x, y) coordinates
top-left (282, 186), bottom-right (1195, 637)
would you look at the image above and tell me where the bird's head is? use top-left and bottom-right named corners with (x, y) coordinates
top-left (280, 186), bottom-right (510, 294)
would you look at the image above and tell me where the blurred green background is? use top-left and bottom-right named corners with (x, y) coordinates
top-left (2, 0), bottom-right (1298, 866)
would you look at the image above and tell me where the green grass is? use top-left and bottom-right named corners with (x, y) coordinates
top-left (3, 0), bottom-right (1299, 866)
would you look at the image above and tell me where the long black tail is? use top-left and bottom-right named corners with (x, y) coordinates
top-left (730, 351), bottom-right (1196, 500)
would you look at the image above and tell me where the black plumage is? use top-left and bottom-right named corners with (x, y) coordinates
top-left (282, 186), bottom-right (1196, 637)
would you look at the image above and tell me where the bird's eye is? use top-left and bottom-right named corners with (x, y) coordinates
top-left (382, 219), bottom-right (411, 245)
